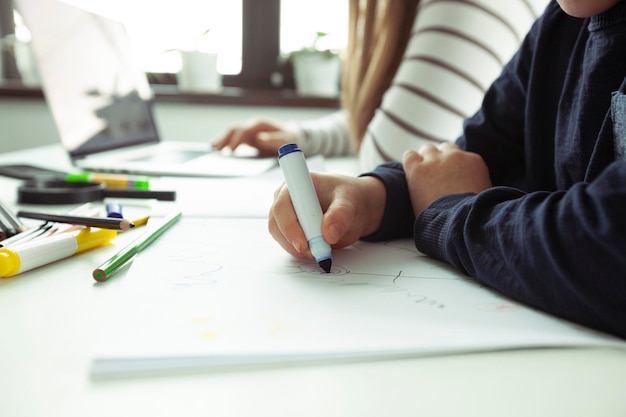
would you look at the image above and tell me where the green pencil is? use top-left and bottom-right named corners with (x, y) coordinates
top-left (92, 209), bottom-right (182, 282)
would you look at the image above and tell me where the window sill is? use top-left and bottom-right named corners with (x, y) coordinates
top-left (0, 82), bottom-right (341, 109)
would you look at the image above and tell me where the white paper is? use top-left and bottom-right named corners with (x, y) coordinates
top-left (91, 217), bottom-right (626, 376)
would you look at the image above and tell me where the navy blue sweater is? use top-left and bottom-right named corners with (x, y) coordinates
top-left (365, 1), bottom-right (626, 339)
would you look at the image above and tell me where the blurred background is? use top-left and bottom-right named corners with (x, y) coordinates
top-left (0, 0), bottom-right (346, 152)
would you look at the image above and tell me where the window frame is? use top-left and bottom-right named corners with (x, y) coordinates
top-left (147, 0), bottom-right (289, 91)
top-left (0, 0), bottom-right (19, 80)
top-left (226, 0), bottom-right (281, 89)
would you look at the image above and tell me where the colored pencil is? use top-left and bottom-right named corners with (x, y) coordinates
top-left (92, 209), bottom-right (181, 282)
top-left (16, 211), bottom-right (134, 231)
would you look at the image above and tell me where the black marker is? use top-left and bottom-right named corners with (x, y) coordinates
top-left (0, 201), bottom-right (28, 239)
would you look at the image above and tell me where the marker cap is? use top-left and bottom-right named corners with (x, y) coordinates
top-left (0, 249), bottom-right (21, 277)
top-left (278, 143), bottom-right (301, 159)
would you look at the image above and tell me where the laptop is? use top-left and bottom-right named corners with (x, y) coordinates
top-left (17, 0), bottom-right (277, 177)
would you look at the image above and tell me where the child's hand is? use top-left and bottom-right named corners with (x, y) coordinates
top-left (402, 143), bottom-right (492, 216)
top-left (268, 173), bottom-right (386, 259)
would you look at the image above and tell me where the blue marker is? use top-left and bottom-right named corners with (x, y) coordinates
top-left (278, 143), bottom-right (332, 273)
top-left (105, 201), bottom-right (124, 219)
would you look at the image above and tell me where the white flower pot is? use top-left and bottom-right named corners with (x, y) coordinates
top-left (292, 52), bottom-right (341, 97)
top-left (178, 51), bottom-right (222, 93)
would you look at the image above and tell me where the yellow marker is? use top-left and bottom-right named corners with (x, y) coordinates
top-left (0, 228), bottom-right (116, 278)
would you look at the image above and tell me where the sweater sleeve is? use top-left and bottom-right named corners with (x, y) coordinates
top-left (288, 110), bottom-right (355, 157)
top-left (358, 162), bottom-right (415, 242)
top-left (365, 156), bottom-right (626, 339)
top-left (414, 161), bottom-right (626, 340)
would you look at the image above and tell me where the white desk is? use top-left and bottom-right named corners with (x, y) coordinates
top-left (1, 145), bottom-right (625, 417)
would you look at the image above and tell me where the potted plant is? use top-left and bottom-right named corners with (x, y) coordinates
top-left (1, 33), bottom-right (40, 87)
top-left (289, 31), bottom-right (341, 97)
top-left (177, 28), bottom-right (222, 94)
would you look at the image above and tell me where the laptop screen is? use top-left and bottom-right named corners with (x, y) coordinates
top-left (18, 0), bottom-right (160, 158)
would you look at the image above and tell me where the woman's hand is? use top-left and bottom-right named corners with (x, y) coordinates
top-left (268, 173), bottom-right (386, 260)
top-left (212, 117), bottom-right (297, 157)
top-left (402, 143), bottom-right (492, 216)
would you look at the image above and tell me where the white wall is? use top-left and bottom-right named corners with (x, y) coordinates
top-left (0, 98), bottom-right (60, 152)
top-left (0, 97), bottom-right (337, 153)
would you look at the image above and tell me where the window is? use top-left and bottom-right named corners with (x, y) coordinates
top-left (61, 0), bottom-right (244, 75)
top-left (280, 0), bottom-right (347, 55)
top-left (1, 0), bottom-right (347, 92)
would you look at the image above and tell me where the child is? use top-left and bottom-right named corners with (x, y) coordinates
top-left (268, 0), bottom-right (626, 339)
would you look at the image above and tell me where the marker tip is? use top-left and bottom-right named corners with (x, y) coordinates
top-left (318, 258), bottom-right (332, 273)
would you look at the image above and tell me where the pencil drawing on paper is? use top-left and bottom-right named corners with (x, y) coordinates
top-left (161, 231), bottom-right (469, 313)
top-left (286, 259), bottom-right (448, 309)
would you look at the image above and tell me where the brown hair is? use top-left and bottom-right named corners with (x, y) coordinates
top-left (341, 0), bottom-right (420, 150)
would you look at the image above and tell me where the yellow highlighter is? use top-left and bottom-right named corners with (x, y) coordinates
top-left (0, 228), bottom-right (117, 278)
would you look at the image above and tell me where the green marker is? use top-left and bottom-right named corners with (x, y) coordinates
top-left (92, 209), bottom-right (182, 282)
top-left (66, 172), bottom-right (150, 189)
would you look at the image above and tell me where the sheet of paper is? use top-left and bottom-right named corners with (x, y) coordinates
top-left (91, 217), bottom-right (626, 376)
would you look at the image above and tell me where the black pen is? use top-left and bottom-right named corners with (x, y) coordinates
top-left (0, 223), bottom-right (52, 247)
top-left (0, 220), bottom-right (8, 241)
top-left (17, 211), bottom-right (135, 231)
top-left (0, 201), bottom-right (28, 238)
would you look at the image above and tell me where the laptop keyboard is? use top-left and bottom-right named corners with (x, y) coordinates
top-left (130, 149), bottom-right (211, 164)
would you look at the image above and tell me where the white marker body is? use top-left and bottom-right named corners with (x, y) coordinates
top-left (278, 147), bottom-right (332, 264)
top-left (4, 233), bottom-right (77, 274)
